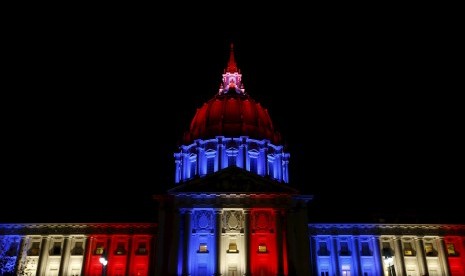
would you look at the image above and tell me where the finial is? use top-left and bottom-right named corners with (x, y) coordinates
top-left (226, 43), bottom-right (238, 73)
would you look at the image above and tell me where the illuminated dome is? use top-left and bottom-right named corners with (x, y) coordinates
top-left (183, 44), bottom-right (281, 144)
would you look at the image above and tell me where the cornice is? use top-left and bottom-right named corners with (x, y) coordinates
top-left (308, 223), bottom-right (465, 236)
top-left (0, 223), bottom-right (157, 235)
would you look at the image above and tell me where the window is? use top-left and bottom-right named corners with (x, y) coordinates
top-left (227, 242), bottom-right (238, 253)
top-left (189, 154), bottom-right (197, 178)
top-left (403, 242), bottom-right (414, 256)
top-left (198, 243), bottom-right (208, 253)
top-left (226, 148), bottom-right (238, 167)
top-left (228, 154), bottom-right (236, 167)
top-left (361, 242), bottom-right (372, 256)
top-left (6, 242), bottom-right (19, 257)
top-left (28, 242), bottom-right (40, 256)
top-left (71, 242), bottom-right (84, 255)
top-left (51, 242), bottom-right (62, 256)
top-left (136, 242), bottom-right (147, 255)
top-left (267, 155), bottom-right (275, 178)
top-left (207, 156), bottom-right (215, 174)
top-left (447, 243), bottom-right (457, 256)
top-left (340, 241), bottom-right (350, 256)
top-left (382, 242), bottom-right (392, 257)
top-left (115, 242), bottom-right (126, 255)
top-left (342, 265), bottom-right (351, 276)
top-left (318, 242), bottom-right (330, 256)
top-left (258, 244), bottom-right (267, 253)
top-left (94, 242), bottom-right (104, 255)
top-left (424, 242), bottom-right (436, 256)
top-left (249, 156), bottom-right (257, 173)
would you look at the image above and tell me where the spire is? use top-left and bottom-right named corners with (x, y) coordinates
top-left (226, 43), bottom-right (238, 73)
top-left (219, 43), bottom-right (245, 96)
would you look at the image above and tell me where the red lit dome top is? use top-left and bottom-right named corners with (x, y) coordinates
top-left (183, 44), bottom-right (281, 144)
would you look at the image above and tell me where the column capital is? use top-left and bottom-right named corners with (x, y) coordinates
top-left (180, 208), bottom-right (192, 214)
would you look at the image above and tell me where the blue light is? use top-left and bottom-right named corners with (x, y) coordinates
top-left (179, 209), bottom-right (217, 275)
top-left (175, 137), bottom-right (290, 184)
top-left (0, 235), bottom-right (21, 275)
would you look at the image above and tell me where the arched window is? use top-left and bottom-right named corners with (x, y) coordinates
top-left (248, 149), bottom-right (259, 173)
top-left (226, 147), bottom-right (238, 167)
top-left (189, 154), bottom-right (197, 178)
top-left (205, 149), bottom-right (216, 174)
top-left (267, 154), bottom-right (275, 178)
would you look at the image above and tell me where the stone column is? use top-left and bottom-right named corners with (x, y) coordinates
top-left (331, 237), bottom-right (340, 276)
top-left (36, 236), bottom-right (50, 276)
top-left (58, 236), bottom-right (71, 276)
top-left (244, 209), bottom-right (251, 275)
top-left (182, 209), bottom-right (192, 276)
top-left (14, 236), bottom-right (27, 275)
top-left (394, 237), bottom-right (406, 276)
top-left (217, 136), bottom-right (224, 169)
top-left (352, 237), bottom-right (362, 276)
top-left (214, 209), bottom-right (222, 276)
top-left (372, 236), bottom-right (384, 276)
top-left (125, 236), bottom-right (133, 276)
top-left (437, 237), bottom-right (451, 276)
top-left (275, 209), bottom-right (285, 276)
top-left (83, 236), bottom-right (93, 275)
top-left (241, 136), bottom-right (248, 170)
top-left (415, 237), bottom-right (427, 276)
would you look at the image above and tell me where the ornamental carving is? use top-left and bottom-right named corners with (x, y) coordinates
top-left (253, 211), bottom-right (271, 231)
top-left (223, 210), bottom-right (244, 232)
top-left (194, 210), bottom-right (213, 230)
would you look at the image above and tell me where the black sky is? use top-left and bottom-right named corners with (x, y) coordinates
top-left (2, 10), bottom-right (463, 224)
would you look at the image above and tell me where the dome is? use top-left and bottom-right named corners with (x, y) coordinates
top-left (183, 92), bottom-right (281, 144)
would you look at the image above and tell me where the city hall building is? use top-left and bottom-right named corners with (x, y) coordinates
top-left (1, 45), bottom-right (464, 276)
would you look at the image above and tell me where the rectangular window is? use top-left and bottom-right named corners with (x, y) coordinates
top-left (382, 242), bottom-right (392, 258)
top-left (249, 157), bottom-right (257, 173)
top-left (361, 242), bottom-right (372, 256)
top-left (72, 242), bottom-right (84, 255)
top-left (342, 265), bottom-right (351, 276)
top-left (403, 242), bottom-right (414, 256)
top-left (340, 241), bottom-right (350, 256)
top-left (51, 242), bottom-right (62, 255)
top-left (198, 243), bottom-right (208, 253)
top-left (115, 242), bottom-right (126, 255)
top-left (227, 242), bottom-right (238, 253)
top-left (136, 242), bottom-right (147, 255)
top-left (228, 154), bottom-right (236, 167)
top-left (446, 243), bottom-right (456, 256)
top-left (424, 242), bottom-right (435, 256)
top-left (28, 242), bottom-right (40, 256)
top-left (318, 242), bottom-right (329, 256)
top-left (94, 242), bottom-right (104, 255)
top-left (258, 244), bottom-right (267, 253)
top-left (207, 157), bottom-right (215, 174)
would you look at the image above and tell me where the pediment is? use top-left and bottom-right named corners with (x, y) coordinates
top-left (168, 166), bottom-right (299, 194)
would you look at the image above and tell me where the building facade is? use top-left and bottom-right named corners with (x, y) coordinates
top-left (1, 45), bottom-right (464, 276)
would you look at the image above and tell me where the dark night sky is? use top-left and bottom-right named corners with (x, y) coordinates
top-left (2, 10), bottom-right (463, 224)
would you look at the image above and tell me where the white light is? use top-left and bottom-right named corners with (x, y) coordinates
top-left (99, 257), bottom-right (108, 266)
